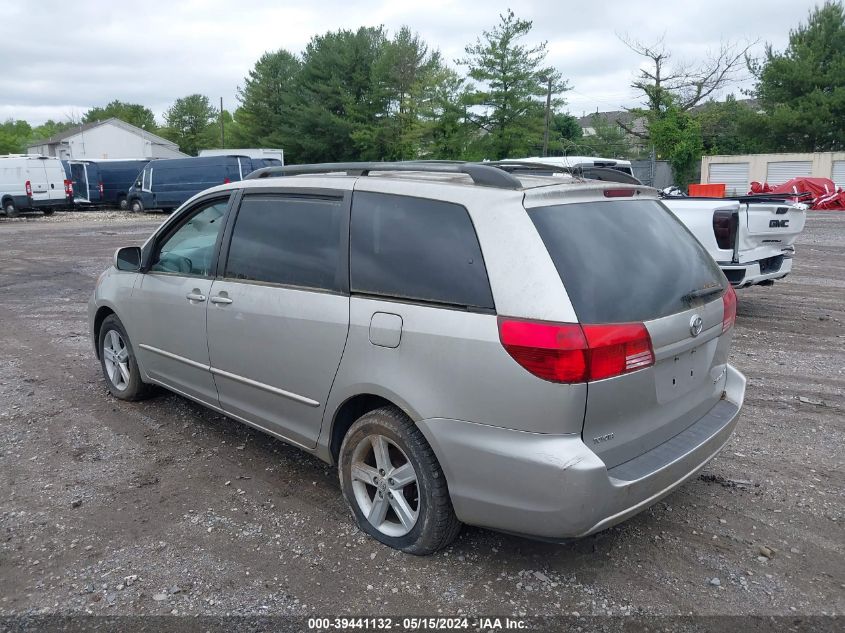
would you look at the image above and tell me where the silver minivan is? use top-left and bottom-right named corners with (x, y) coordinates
top-left (89, 162), bottom-right (745, 555)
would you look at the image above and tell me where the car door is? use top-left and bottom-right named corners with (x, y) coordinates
top-left (130, 194), bottom-right (233, 406)
top-left (205, 189), bottom-right (351, 449)
top-left (25, 159), bottom-right (50, 205)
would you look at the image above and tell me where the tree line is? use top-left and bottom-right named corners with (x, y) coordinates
top-left (2, 3), bottom-right (843, 186)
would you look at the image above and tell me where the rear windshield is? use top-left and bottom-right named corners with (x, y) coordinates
top-left (528, 199), bottom-right (726, 323)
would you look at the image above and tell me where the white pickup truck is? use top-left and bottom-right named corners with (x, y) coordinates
top-left (661, 195), bottom-right (806, 288)
top-left (509, 156), bottom-right (808, 288)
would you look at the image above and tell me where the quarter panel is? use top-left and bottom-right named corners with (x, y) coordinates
top-left (324, 297), bottom-right (587, 436)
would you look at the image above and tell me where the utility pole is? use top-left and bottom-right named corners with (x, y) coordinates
top-left (542, 76), bottom-right (553, 157)
top-left (220, 97), bottom-right (225, 148)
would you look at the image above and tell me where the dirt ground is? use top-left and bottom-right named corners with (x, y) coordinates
top-left (0, 209), bottom-right (842, 619)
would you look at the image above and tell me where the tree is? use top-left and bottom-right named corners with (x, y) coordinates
top-left (649, 100), bottom-right (704, 189)
top-left (371, 26), bottom-right (447, 160)
top-left (750, 1), bottom-right (845, 151)
top-left (161, 94), bottom-right (218, 155)
top-left (236, 50), bottom-right (302, 149)
top-left (576, 113), bottom-right (634, 158)
top-left (695, 96), bottom-right (768, 154)
top-left (84, 100), bottom-right (157, 131)
top-left (620, 34), bottom-right (753, 124)
top-left (0, 119), bottom-right (32, 154)
top-left (458, 9), bottom-right (569, 159)
top-left (292, 27), bottom-right (389, 162)
top-left (30, 119), bottom-right (75, 142)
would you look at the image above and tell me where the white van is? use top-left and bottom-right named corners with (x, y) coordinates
top-left (1, 155), bottom-right (68, 216)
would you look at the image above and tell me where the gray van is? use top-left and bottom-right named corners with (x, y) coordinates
top-left (90, 162), bottom-right (745, 554)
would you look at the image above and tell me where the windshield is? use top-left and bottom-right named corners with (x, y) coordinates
top-left (528, 199), bottom-right (726, 323)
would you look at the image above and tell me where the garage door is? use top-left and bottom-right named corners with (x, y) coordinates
top-left (766, 161), bottom-right (812, 185)
top-left (709, 163), bottom-right (749, 196)
top-left (833, 160), bottom-right (845, 189)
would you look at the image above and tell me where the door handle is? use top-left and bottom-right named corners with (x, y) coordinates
top-left (186, 292), bottom-right (207, 302)
top-left (210, 295), bottom-right (233, 305)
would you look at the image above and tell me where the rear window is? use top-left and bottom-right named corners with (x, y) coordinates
top-left (528, 199), bottom-right (725, 323)
top-left (350, 192), bottom-right (494, 310)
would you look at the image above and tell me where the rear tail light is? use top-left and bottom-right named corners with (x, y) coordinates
top-left (722, 285), bottom-right (737, 332)
top-left (25, 180), bottom-right (32, 196)
top-left (64, 179), bottom-right (73, 196)
top-left (223, 177), bottom-right (231, 184)
top-left (99, 182), bottom-right (104, 195)
top-left (713, 209), bottom-right (738, 250)
top-left (498, 318), bottom-right (654, 383)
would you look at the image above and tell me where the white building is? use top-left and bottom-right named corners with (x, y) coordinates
top-left (27, 118), bottom-right (187, 160)
top-left (701, 151), bottom-right (845, 195)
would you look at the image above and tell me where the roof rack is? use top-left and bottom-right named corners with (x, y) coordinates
top-left (487, 160), bottom-right (645, 185)
top-left (245, 161), bottom-right (523, 190)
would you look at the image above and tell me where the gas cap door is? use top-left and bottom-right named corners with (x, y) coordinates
top-left (369, 312), bottom-right (403, 348)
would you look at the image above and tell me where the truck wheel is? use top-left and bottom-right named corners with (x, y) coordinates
top-left (3, 200), bottom-right (19, 217)
top-left (118, 196), bottom-right (128, 211)
top-left (339, 406), bottom-right (461, 555)
top-left (129, 199), bottom-right (144, 213)
top-left (98, 314), bottom-right (153, 401)
top-left (42, 208), bottom-right (55, 216)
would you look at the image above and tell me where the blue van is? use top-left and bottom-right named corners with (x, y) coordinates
top-left (61, 160), bottom-right (102, 207)
top-left (89, 159), bottom-right (150, 210)
top-left (126, 155), bottom-right (281, 212)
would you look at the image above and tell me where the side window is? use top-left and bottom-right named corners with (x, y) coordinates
top-left (350, 192), bottom-right (494, 310)
top-left (150, 199), bottom-right (228, 276)
top-left (224, 194), bottom-right (344, 291)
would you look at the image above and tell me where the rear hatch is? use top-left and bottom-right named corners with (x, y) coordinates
top-left (738, 201), bottom-right (807, 264)
top-left (527, 197), bottom-right (733, 470)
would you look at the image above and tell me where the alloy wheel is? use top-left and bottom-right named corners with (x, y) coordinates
top-left (102, 329), bottom-right (130, 391)
top-left (350, 434), bottom-right (420, 537)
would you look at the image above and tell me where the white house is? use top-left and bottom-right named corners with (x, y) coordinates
top-left (27, 118), bottom-right (187, 160)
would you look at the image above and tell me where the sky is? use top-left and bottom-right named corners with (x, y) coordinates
top-left (0, 0), bottom-right (824, 126)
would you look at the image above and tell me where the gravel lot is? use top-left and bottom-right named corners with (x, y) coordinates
top-left (0, 209), bottom-right (842, 619)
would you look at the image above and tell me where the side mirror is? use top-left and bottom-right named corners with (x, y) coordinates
top-left (114, 246), bottom-right (142, 272)
top-left (135, 180), bottom-right (142, 188)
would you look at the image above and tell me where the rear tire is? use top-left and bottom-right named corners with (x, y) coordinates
top-left (42, 208), bottom-right (55, 216)
top-left (339, 406), bottom-right (461, 555)
top-left (129, 198), bottom-right (144, 213)
top-left (4, 200), bottom-right (18, 217)
top-left (98, 314), bottom-right (153, 401)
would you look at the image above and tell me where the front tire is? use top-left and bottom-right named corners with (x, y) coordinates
top-left (339, 406), bottom-right (461, 555)
top-left (98, 314), bottom-right (152, 401)
top-left (129, 198), bottom-right (144, 213)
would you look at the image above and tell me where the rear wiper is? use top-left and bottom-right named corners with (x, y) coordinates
top-left (682, 286), bottom-right (723, 303)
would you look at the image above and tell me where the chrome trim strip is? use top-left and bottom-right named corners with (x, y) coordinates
top-left (138, 344), bottom-right (320, 408)
top-left (209, 367), bottom-right (321, 408)
top-left (138, 344), bottom-right (210, 371)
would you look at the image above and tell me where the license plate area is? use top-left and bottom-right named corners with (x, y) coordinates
top-left (655, 339), bottom-right (716, 403)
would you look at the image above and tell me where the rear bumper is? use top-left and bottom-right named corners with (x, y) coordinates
top-left (720, 254), bottom-right (792, 287)
top-left (418, 364), bottom-right (746, 540)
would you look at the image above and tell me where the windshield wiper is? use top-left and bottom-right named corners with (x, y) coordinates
top-left (682, 285), bottom-right (723, 303)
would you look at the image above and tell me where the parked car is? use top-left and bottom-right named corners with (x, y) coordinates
top-left (90, 161), bottom-right (745, 554)
top-left (88, 159), bottom-right (150, 210)
top-left (1, 155), bottom-right (67, 216)
top-left (125, 155), bottom-right (282, 212)
top-left (62, 159), bottom-right (102, 207)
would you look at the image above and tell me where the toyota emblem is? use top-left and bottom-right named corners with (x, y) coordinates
top-left (690, 314), bottom-right (704, 337)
